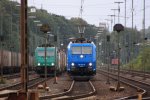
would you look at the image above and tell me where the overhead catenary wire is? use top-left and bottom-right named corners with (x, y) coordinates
top-left (79, 0), bottom-right (84, 18)
top-left (14, 0), bottom-right (150, 30)
top-left (126, 1), bottom-right (150, 29)
top-left (117, 0), bottom-right (150, 29)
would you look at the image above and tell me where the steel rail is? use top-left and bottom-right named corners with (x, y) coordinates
top-left (50, 81), bottom-right (96, 100)
top-left (0, 77), bottom-right (49, 98)
top-left (39, 80), bottom-right (75, 100)
top-left (98, 69), bottom-right (150, 99)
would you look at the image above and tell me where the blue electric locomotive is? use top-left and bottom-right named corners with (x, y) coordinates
top-left (67, 38), bottom-right (96, 76)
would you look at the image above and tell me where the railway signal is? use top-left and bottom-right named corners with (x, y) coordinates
top-left (40, 24), bottom-right (51, 86)
top-left (54, 35), bottom-right (58, 84)
top-left (40, 24), bottom-right (50, 33)
top-left (106, 35), bottom-right (110, 84)
top-left (113, 24), bottom-right (124, 91)
top-left (54, 35), bottom-right (57, 42)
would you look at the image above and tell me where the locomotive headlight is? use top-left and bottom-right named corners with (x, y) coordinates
top-left (38, 63), bottom-right (40, 66)
top-left (80, 55), bottom-right (84, 58)
top-left (71, 63), bottom-right (75, 66)
top-left (51, 63), bottom-right (55, 66)
top-left (89, 63), bottom-right (92, 66)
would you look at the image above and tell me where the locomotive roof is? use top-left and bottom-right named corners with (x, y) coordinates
top-left (67, 41), bottom-right (96, 50)
top-left (38, 44), bottom-right (54, 47)
top-left (70, 42), bottom-right (95, 45)
top-left (70, 37), bottom-right (92, 43)
top-left (35, 47), bottom-right (56, 51)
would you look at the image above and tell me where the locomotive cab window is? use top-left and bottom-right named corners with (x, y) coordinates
top-left (71, 46), bottom-right (92, 54)
top-left (37, 51), bottom-right (44, 56)
top-left (71, 47), bottom-right (82, 54)
top-left (38, 50), bottom-right (55, 56)
top-left (47, 51), bottom-right (55, 56)
top-left (82, 47), bottom-right (92, 54)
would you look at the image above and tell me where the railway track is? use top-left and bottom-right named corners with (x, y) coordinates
top-left (0, 77), bottom-right (49, 99)
top-left (98, 69), bottom-right (150, 100)
top-left (40, 80), bottom-right (96, 100)
top-left (9, 77), bottom-right (46, 90)
top-left (2, 71), bottom-right (36, 80)
top-left (101, 67), bottom-right (150, 79)
top-left (0, 76), bottom-right (39, 91)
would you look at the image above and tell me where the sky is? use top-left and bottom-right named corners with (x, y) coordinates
top-left (14, 0), bottom-right (150, 31)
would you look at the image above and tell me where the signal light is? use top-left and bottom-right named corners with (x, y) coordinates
top-left (144, 37), bottom-right (147, 40)
top-left (107, 35), bottom-right (110, 42)
top-left (54, 35), bottom-right (57, 41)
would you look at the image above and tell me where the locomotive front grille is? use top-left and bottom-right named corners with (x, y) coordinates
top-left (70, 67), bottom-right (94, 75)
top-left (78, 64), bottom-right (86, 67)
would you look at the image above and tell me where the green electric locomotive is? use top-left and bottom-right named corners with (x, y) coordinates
top-left (34, 45), bottom-right (66, 77)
